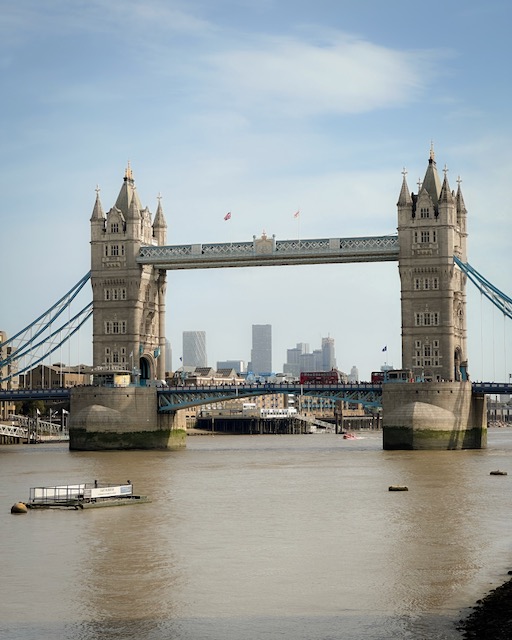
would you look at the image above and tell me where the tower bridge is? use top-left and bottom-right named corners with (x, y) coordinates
top-left (3, 148), bottom-right (511, 450)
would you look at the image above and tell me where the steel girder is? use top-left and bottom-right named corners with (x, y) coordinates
top-left (157, 383), bottom-right (383, 412)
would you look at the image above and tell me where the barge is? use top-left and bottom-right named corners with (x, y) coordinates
top-left (25, 481), bottom-right (150, 509)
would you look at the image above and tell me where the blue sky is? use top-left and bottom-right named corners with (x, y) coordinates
top-left (1, 0), bottom-right (511, 381)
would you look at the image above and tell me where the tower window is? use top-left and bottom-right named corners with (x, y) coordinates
top-left (104, 287), bottom-right (127, 300)
top-left (420, 207), bottom-right (430, 219)
top-left (414, 312), bottom-right (440, 326)
top-left (106, 244), bottom-right (125, 257)
top-left (110, 222), bottom-right (119, 233)
top-left (104, 320), bottom-right (127, 335)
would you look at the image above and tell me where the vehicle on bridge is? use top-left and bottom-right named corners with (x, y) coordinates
top-left (299, 370), bottom-right (343, 384)
top-left (371, 369), bottom-right (414, 383)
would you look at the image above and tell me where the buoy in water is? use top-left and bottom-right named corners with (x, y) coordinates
top-left (11, 502), bottom-right (28, 514)
top-left (388, 485), bottom-right (408, 491)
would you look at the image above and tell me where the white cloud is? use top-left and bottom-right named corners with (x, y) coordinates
top-left (207, 35), bottom-right (435, 117)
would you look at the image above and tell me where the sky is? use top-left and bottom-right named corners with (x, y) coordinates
top-left (1, 0), bottom-right (511, 382)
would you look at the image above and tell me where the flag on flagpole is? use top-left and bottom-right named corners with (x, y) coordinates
top-left (294, 210), bottom-right (300, 218)
top-left (224, 212), bottom-right (231, 221)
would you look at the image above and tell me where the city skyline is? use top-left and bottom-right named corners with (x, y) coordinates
top-left (185, 332), bottom-right (352, 379)
top-left (1, 2), bottom-right (511, 383)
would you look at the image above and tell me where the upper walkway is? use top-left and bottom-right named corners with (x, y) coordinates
top-left (137, 234), bottom-right (400, 269)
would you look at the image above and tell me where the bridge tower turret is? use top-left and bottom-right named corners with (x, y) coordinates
top-left (90, 166), bottom-right (167, 383)
top-left (397, 147), bottom-right (468, 382)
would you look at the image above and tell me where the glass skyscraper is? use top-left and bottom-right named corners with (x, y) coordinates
top-left (182, 331), bottom-right (207, 367)
top-left (250, 324), bottom-right (272, 375)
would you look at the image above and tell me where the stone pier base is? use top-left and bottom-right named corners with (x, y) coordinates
top-left (382, 381), bottom-right (486, 450)
top-left (68, 386), bottom-right (186, 450)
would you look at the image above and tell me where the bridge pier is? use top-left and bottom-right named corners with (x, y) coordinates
top-left (382, 381), bottom-right (487, 450)
top-left (68, 387), bottom-right (186, 450)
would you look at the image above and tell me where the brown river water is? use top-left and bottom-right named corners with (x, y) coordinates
top-left (1, 429), bottom-right (512, 640)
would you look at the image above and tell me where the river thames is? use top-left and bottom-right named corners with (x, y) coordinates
top-left (1, 429), bottom-right (511, 640)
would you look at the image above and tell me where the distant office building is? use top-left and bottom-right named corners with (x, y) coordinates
top-left (348, 366), bottom-right (359, 383)
top-left (216, 360), bottom-right (246, 374)
top-left (322, 337), bottom-right (336, 371)
top-left (311, 349), bottom-right (323, 370)
top-left (283, 337), bottom-right (338, 374)
top-left (183, 331), bottom-right (207, 368)
top-left (250, 324), bottom-right (272, 375)
top-left (283, 343), bottom-right (309, 378)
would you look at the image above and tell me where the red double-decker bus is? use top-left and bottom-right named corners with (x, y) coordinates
top-left (299, 369), bottom-right (341, 384)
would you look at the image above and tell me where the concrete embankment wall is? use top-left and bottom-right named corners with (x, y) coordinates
top-left (69, 386), bottom-right (186, 450)
top-left (382, 381), bottom-right (487, 450)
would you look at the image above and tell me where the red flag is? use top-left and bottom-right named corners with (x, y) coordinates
top-left (224, 212), bottom-right (231, 221)
top-left (294, 210), bottom-right (300, 218)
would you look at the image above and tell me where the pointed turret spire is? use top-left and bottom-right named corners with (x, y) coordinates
top-left (153, 194), bottom-right (167, 245)
top-left (125, 161), bottom-right (134, 183)
top-left (397, 168), bottom-right (413, 205)
top-left (420, 145), bottom-right (442, 206)
top-left (438, 165), bottom-right (454, 205)
top-left (115, 163), bottom-right (143, 218)
top-left (90, 185), bottom-right (106, 222)
top-left (153, 194), bottom-right (167, 229)
top-left (126, 185), bottom-right (141, 221)
top-left (455, 176), bottom-right (467, 213)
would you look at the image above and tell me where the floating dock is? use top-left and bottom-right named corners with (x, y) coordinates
top-left (25, 482), bottom-right (150, 509)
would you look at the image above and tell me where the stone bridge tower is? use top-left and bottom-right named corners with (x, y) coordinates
top-left (90, 166), bottom-right (167, 384)
top-left (397, 147), bottom-right (468, 382)
top-left (69, 167), bottom-right (183, 451)
top-left (383, 147), bottom-right (485, 450)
